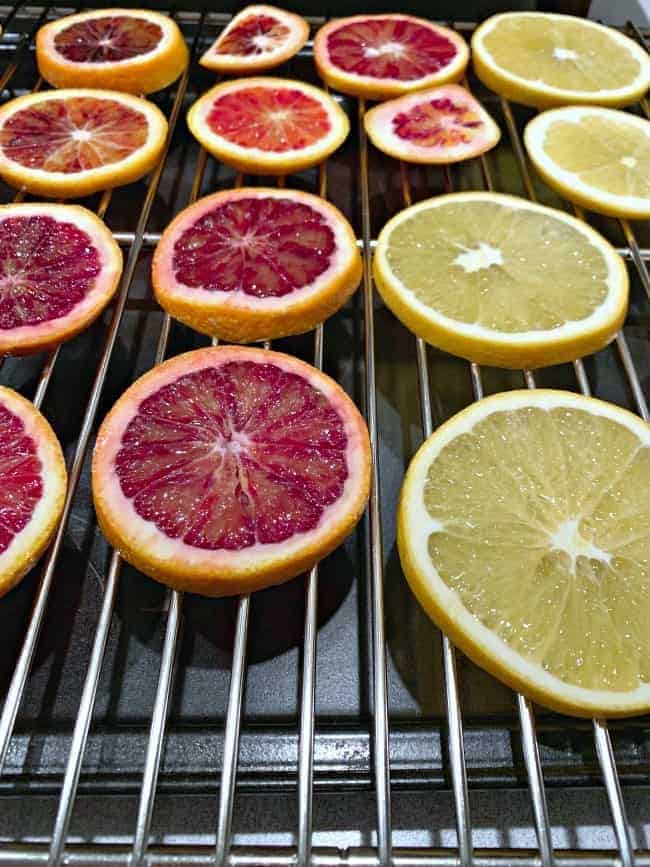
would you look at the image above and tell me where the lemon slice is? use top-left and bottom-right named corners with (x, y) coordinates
top-left (399, 389), bottom-right (650, 717)
top-left (472, 12), bottom-right (650, 109)
top-left (372, 192), bottom-right (628, 369)
top-left (525, 106), bottom-right (650, 220)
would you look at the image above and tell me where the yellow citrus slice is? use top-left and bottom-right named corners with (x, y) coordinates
top-left (0, 88), bottom-right (168, 198)
top-left (36, 8), bottom-right (188, 95)
top-left (399, 389), bottom-right (650, 718)
top-left (187, 77), bottom-right (349, 175)
top-left (200, 4), bottom-right (309, 74)
top-left (92, 346), bottom-right (371, 597)
top-left (525, 106), bottom-right (650, 220)
top-left (152, 187), bottom-right (361, 343)
top-left (472, 12), bottom-right (650, 109)
top-left (0, 386), bottom-right (66, 598)
top-left (373, 192), bottom-right (628, 369)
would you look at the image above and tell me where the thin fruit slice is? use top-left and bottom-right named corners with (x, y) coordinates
top-left (0, 386), bottom-right (66, 598)
top-left (364, 84), bottom-right (500, 165)
top-left (0, 203), bottom-right (122, 355)
top-left (152, 187), bottom-right (361, 343)
top-left (472, 12), bottom-right (650, 109)
top-left (314, 14), bottom-right (469, 101)
top-left (187, 77), bottom-right (349, 175)
top-left (36, 8), bottom-right (188, 95)
top-left (92, 346), bottom-right (371, 596)
top-left (399, 388), bottom-right (650, 717)
top-left (525, 107), bottom-right (650, 220)
top-left (373, 192), bottom-right (628, 369)
top-left (0, 88), bottom-right (168, 198)
top-left (200, 4), bottom-right (309, 74)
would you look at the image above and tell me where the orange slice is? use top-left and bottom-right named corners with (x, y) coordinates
top-left (152, 187), bottom-right (361, 343)
top-left (0, 203), bottom-right (122, 355)
top-left (36, 8), bottom-right (188, 95)
top-left (200, 4), bottom-right (309, 74)
top-left (0, 386), bottom-right (66, 598)
top-left (364, 84), bottom-right (501, 164)
top-left (92, 346), bottom-right (371, 597)
top-left (0, 88), bottom-right (168, 198)
top-left (187, 77), bottom-right (349, 175)
top-left (314, 14), bottom-right (469, 100)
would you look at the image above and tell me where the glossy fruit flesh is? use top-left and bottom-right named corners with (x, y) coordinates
top-left (0, 97), bottom-right (148, 172)
top-left (115, 361), bottom-right (349, 551)
top-left (206, 86), bottom-right (331, 152)
top-left (172, 196), bottom-right (335, 298)
top-left (54, 15), bottom-right (162, 63)
top-left (0, 214), bottom-right (100, 330)
top-left (392, 95), bottom-right (483, 146)
top-left (0, 401), bottom-right (42, 555)
top-left (327, 17), bottom-right (457, 81)
top-left (217, 13), bottom-right (290, 56)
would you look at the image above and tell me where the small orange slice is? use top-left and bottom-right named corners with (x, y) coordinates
top-left (36, 8), bottom-right (188, 95)
top-left (152, 187), bottom-right (361, 343)
top-left (200, 4), bottom-right (309, 74)
top-left (0, 88), bottom-right (168, 198)
top-left (92, 346), bottom-right (371, 597)
top-left (187, 77), bottom-right (349, 175)
top-left (0, 386), bottom-right (67, 598)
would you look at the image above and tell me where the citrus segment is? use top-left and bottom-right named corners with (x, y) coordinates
top-left (200, 5), bottom-right (309, 73)
top-left (36, 9), bottom-right (188, 94)
top-left (152, 187), bottom-right (361, 343)
top-left (399, 389), bottom-right (650, 717)
top-left (0, 203), bottom-right (122, 355)
top-left (364, 84), bottom-right (500, 164)
top-left (525, 107), bottom-right (650, 220)
top-left (187, 77), bottom-right (349, 174)
top-left (0, 89), bottom-right (168, 198)
top-left (373, 192), bottom-right (628, 369)
top-left (472, 12), bottom-right (650, 109)
top-left (0, 386), bottom-right (66, 598)
top-left (314, 14), bottom-right (469, 100)
top-left (92, 346), bottom-right (371, 596)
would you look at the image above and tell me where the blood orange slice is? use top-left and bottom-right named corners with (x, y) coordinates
top-left (36, 8), bottom-right (188, 95)
top-left (0, 204), bottom-right (122, 356)
top-left (187, 77), bottom-right (349, 175)
top-left (92, 346), bottom-right (371, 596)
top-left (0, 89), bottom-right (168, 198)
top-left (314, 14), bottom-right (469, 101)
top-left (152, 188), bottom-right (361, 343)
top-left (364, 84), bottom-right (501, 165)
top-left (200, 4), bottom-right (309, 74)
top-left (0, 386), bottom-right (66, 598)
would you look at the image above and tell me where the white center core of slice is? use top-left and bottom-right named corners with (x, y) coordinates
top-left (252, 33), bottom-right (275, 50)
top-left (72, 129), bottom-right (92, 142)
top-left (453, 242), bottom-right (503, 274)
top-left (216, 430), bottom-right (251, 455)
top-left (365, 41), bottom-right (405, 58)
top-left (550, 518), bottom-right (612, 572)
top-left (553, 47), bottom-right (579, 61)
top-left (621, 156), bottom-right (637, 168)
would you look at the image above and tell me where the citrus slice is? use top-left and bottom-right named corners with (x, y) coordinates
top-left (399, 388), bottom-right (650, 717)
top-left (200, 4), bottom-right (309, 74)
top-left (472, 12), bottom-right (650, 109)
top-left (373, 192), bottom-right (628, 369)
top-left (0, 88), bottom-right (168, 198)
top-left (92, 346), bottom-right (371, 597)
top-left (0, 203), bottom-right (122, 355)
top-left (0, 386), bottom-right (66, 598)
top-left (364, 84), bottom-right (500, 165)
top-left (187, 77), bottom-right (349, 175)
top-left (525, 106), bottom-right (650, 220)
top-left (36, 8), bottom-right (188, 95)
top-left (313, 14), bottom-right (469, 101)
top-left (152, 187), bottom-right (362, 343)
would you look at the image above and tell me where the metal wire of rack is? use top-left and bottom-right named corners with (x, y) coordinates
top-left (0, 5), bottom-right (649, 866)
